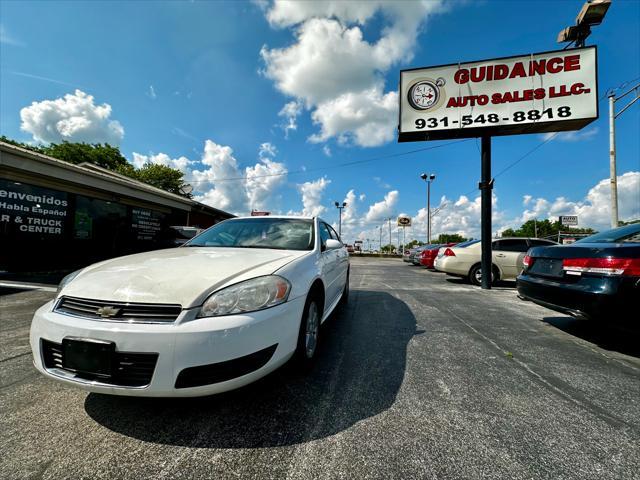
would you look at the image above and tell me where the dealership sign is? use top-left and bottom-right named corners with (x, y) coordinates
top-left (397, 216), bottom-right (412, 227)
top-left (559, 215), bottom-right (578, 226)
top-left (399, 47), bottom-right (598, 142)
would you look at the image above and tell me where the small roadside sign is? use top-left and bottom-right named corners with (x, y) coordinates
top-left (559, 215), bottom-right (578, 226)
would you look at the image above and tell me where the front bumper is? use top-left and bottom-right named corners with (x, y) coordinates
top-left (30, 295), bottom-right (306, 397)
top-left (516, 273), bottom-right (637, 321)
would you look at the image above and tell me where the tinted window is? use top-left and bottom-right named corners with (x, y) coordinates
top-left (319, 223), bottom-right (332, 249)
top-left (188, 218), bottom-right (314, 250)
top-left (494, 239), bottom-right (529, 252)
top-left (575, 224), bottom-right (640, 244)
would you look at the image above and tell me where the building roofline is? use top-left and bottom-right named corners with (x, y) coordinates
top-left (0, 141), bottom-right (233, 218)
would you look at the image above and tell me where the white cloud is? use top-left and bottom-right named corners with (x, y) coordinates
top-left (0, 25), bottom-right (25, 46)
top-left (365, 190), bottom-right (399, 222)
top-left (20, 90), bottom-right (124, 144)
top-left (131, 152), bottom-right (194, 172)
top-left (542, 127), bottom-right (599, 142)
top-left (517, 171), bottom-right (640, 230)
top-left (309, 87), bottom-right (398, 147)
top-left (258, 142), bottom-right (277, 159)
top-left (278, 100), bottom-right (303, 138)
top-left (147, 85), bottom-right (157, 100)
top-left (296, 177), bottom-right (331, 217)
top-left (323, 145), bottom-right (332, 157)
top-left (245, 157), bottom-right (287, 211)
top-left (135, 140), bottom-right (287, 215)
top-left (260, 1), bottom-right (446, 147)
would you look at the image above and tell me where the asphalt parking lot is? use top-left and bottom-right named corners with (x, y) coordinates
top-left (1, 257), bottom-right (639, 480)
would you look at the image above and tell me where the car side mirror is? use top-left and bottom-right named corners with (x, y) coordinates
top-left (325, 239), bottom-right (342, 250)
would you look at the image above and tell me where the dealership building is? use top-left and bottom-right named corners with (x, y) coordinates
top-left (0, 141), bottom-right (233, 276)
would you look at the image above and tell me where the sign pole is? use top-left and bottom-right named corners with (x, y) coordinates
top-left (480, 136), bottom-right (493, 290)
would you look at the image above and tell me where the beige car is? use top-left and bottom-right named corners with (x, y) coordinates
top-left (434, 238), bottom-right (557, 286)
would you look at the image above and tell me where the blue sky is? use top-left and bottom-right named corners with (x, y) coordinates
top-left (1, 0), bottom-right (639, 243)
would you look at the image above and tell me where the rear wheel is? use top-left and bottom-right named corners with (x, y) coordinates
top-left (469, 263), bottom-right (498, 286)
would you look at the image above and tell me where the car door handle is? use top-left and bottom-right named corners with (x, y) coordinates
top-left (496, 254), bottom-right (506, 258)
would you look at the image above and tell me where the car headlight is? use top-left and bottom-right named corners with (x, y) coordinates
top-left (198, 275), bottom-right (291, 318)
top-left (57, 269), bottom-right (83, 294)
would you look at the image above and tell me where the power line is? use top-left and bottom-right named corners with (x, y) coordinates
top-left (184, 138), bottom-right (471, 183)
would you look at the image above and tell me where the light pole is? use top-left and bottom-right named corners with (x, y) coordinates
top-left (378, 226), bottom-right (382, 254)
top-left (557, 0), bottom-right (611, 47)
top-left (334, 201), bottom-right (347, 237)
top-left (420, 173), bottom-right (436, 244)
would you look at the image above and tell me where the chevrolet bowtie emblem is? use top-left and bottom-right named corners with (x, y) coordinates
top-left (96, 306), bottom-right (121, 318)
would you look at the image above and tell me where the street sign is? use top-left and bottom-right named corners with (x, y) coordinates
top-left (397, 216), bottom-right (412, 227)
top-left (399, 47), bottom-right (598, 142)
top-left (559, 215), bottom-right (578, 226)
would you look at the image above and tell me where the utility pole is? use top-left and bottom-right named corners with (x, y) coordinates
top-left (378, 226), bottom-right (382, 254)
top-left (388, 218), bottom-right (392, 255)
top-left (607, 83), bottom-right (639, 228)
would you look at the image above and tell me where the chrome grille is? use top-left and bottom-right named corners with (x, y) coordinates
top-left (55, 296), bottom-right (182, 323)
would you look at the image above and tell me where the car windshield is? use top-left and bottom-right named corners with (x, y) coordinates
top-left (186, 218), bottom-right (314, 250)
top-left (575, 224), bottom-right (640, 244)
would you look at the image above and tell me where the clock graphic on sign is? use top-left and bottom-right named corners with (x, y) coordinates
top-left (407, 77), bottom-right (446, 111)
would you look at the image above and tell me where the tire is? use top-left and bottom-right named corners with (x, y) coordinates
top-left (469, 263), bottom-right (499, 286)
top-left (339, 271), bottom-right (349, 306)
top-left (294, 295), bottom-right (322, 367)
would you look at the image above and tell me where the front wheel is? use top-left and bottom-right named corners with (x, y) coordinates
top-left (469, 264), bottom-right (497, 286)
top-left (294, 296), bottom-right (322, 367)
top-left (339, 272), bottom-right (349, 306)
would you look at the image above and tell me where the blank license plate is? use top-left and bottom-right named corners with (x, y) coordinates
top-left (530, 258), bottom-right (563, 277)
top-left (62, 338), bottom-right (115, 377)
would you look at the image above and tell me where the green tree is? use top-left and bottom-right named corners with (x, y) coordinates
top-left (502, 219), bottom-right (595, 238)
top-left (402, 240), bottom-right (424, 250)
top-left (381, 243), bottom-right (397, 254)
top-left (40, 141), bottom-right (129, 171)
top-left (129, 163), bottom-right (191, 197)
top-left (435, 233), bottom-right (467, 243)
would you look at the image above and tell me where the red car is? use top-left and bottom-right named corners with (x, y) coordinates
top-left (419, 243), bottom-right (457, 268)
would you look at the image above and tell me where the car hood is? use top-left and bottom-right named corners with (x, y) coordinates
top-left (60, 247), bottom-right (310, 308)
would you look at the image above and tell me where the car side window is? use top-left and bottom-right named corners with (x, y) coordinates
top-left (494, 239), bottom-right (529, 252)
top-left (327, 225), bottom-right (342, 243)
top-left (319, 223), bottom-right (332, 250)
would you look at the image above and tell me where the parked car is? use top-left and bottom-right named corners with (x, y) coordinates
top-left (30, 216), bottom-right (350, 397)
top-left (403, 247), bottom-right (418, 262)
top-left (517, 224), bottom-right (640, 320)
top-left (419, 243), bottom-right (456, 268)
top-left (435, 237), bottom-right (557, 286)
top-left (433, 239), bottom-right (479, 272)
top-left (409, 245), bottom-right (430, 265)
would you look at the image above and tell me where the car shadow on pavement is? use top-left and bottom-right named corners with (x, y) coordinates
top-left (542, 316), bottom-right (640, 358)
top-left (84, 290), bottom-right (417, 448)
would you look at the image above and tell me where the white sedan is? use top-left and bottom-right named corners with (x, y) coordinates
top-left (434, 238), bottom-right (556, 285)
top-left (30, 216), bottom-right (350, 397)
